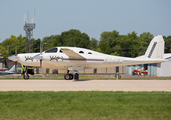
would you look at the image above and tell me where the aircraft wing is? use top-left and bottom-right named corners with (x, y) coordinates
top-left (61, 48), bottom-right (85, 59)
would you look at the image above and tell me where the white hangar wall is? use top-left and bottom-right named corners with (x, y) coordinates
top-left (157, 57), bottom-right (171, 76)
top-left (125, 56), bottom-right (171, 77)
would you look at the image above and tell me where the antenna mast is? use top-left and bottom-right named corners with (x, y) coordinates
top-left (24, 10), bottom-right (36, 53)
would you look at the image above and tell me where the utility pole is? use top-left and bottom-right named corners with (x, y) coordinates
top-left (40, 42), bottom-right (46, 74)
top-left (15, 47), bottom-right (17, 73)
top-left (40, 42), bottom-right (43, 73)
top-left (7, 45), bottom-right (9, 54)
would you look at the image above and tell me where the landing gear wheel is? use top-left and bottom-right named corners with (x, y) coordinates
top-left (64, 74), bottom-right (73, 80)
top-left (64, 74), bottom-right (70, 80)
top-left (69, 74), bottom-right (73, 80)
top-left (23, 74), bottom-right (29, 80)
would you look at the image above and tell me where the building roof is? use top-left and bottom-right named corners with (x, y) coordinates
top-left (136, 54), bottom-right (171, 59)
top-left (163, 53), bottom-right (171, 59)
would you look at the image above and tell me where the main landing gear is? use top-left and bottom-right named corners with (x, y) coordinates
top-left (64, 70), bottom-right (73, 80)
top-left (22, 67), bottom-right (29, 80)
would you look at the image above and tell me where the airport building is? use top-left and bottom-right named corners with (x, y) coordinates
top-left (125, 53), bottom-right (171, 76)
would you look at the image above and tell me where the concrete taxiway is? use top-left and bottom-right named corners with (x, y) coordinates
top-left (0, 80), bottom-right (171, 91)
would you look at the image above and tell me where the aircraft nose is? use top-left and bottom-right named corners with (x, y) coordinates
top-left (8, 55), bottom-right (18, 61)
top-left (33, 54), bottom-right (43, 60)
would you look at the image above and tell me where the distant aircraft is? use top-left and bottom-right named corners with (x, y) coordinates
top-left (0, 65), bottom-right (16, 75)
top-left (8, 35), bottom-right (166, 80)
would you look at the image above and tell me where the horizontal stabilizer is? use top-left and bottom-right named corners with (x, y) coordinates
top-left (8, 65), bottom-right (16, 73)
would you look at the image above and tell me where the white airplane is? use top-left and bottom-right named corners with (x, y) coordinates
top-left (0, 65), bottom-right (16, 75)
top-left (8, 35), bottom-right (166, 80)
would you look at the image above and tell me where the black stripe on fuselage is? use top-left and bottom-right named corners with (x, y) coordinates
top-left (63, 58), bottom-right (104, 61)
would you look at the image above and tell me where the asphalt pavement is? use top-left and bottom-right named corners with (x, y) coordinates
top-left (0, 80), bottom-right (171, 91)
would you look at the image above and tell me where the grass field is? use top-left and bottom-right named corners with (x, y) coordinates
top-left (0, 91), bottom-right (171, 120)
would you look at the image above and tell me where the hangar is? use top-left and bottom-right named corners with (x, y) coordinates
top-left (125, 54), bottom-right (171, 76)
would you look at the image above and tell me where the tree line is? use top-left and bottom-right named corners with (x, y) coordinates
top-left (0, 29), bottom-right (171, 58)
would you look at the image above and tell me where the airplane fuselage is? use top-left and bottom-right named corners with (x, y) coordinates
top-left (15, 47), bottom-right (165, 70)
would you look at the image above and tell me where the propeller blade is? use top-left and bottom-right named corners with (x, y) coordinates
top-left (8, 55), bottom-right (18, 61)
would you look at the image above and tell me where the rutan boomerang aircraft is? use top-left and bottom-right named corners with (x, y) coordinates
top-left (8, 35), bottom-right (165, 80)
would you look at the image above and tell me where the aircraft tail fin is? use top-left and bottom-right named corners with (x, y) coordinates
top-left (144, 35), bottom-right (164, 59)
top-left (8, 65), bottom-right (16, 73)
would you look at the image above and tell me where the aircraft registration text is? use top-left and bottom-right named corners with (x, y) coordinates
top-left (104, 58), bottom-right (123, 64)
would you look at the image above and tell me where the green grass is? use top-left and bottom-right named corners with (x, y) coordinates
top-left (0, 91), bottom-right (171, 120)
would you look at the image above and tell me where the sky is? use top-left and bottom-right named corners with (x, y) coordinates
top-left (0, 0), bottom-right (171, 43)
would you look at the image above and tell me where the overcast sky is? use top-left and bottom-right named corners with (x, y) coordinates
top-left (0, 0), bottom-right (171, 43)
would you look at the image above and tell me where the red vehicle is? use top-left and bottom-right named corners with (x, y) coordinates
top-left (132, 69), bottom-right (148, 75)
top-left (52, 69), bottom-right (58, 74)
top-left (0, 68), bottom-right (7, 72)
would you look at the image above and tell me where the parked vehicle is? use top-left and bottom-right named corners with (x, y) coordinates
top-left (52, 69), bottom-right (58, 74)
top-left (132, 69), bottom-right (148, 76)
top-left (17, 69), bottom-right (21, 74)
top-left (74, 70), bottom-right (79, 75)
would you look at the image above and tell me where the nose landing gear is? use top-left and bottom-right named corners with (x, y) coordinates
top-left (23, 73), bottom-right (29, 80)
top-left (21, 65), bottom-right (34, 80)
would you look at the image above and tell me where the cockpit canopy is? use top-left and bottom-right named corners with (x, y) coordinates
top-left (45, 48), bottom-right (58, 53)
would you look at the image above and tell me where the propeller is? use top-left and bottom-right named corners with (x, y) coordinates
top-left (8, 55), bottom-right (18, 61)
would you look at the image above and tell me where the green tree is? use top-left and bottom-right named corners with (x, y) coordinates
top-left (164, 36), bottom-right (171, 53)
top-left (61, 29), bottom-right (90, 48)
top-left (115, 35), bottom-right (129, 56)
top-left (1, 35), bottom-right (26, 56)
top-left (98, 40), bottom-right (111, 54)
top-left (111, 45), bottom-right (123, 56)
top-left (1, 35), bottom-right (17, 56)
top-left (124, 31), bottom-right (139, 57)
top-left (0, 45), bottom-right (8, 58)
top-left (137, 32), bottom-right (153, 56)
top-left (100, 30), bottom-right (119, 48)
top-left (52, 35), bottom-right (63, 47)
top-left (99, 30), bottom-right (120, 55)
top-left (89, 38), bottom-right (98, 50)
top-left (33, 38), bottom-right (41, 52)
top-left (42, 29), bottom-right (90, 50)
top-left (16, 35), bottom-right (25, 53)
top-left (42, 36), bottom-right (55, 51)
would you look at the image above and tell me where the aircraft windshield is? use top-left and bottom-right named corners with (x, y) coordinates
top-left (45, 48), bottom-right (58, 53)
